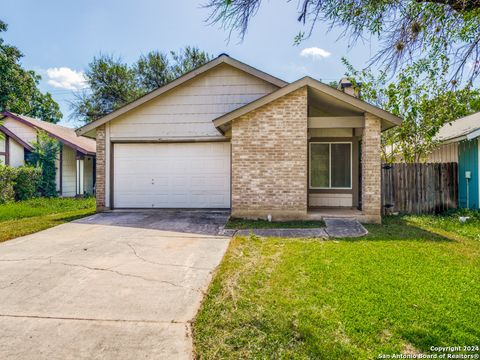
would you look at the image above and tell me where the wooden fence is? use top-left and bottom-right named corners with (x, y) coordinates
top-left (381, 162), bottom-right (458, 215)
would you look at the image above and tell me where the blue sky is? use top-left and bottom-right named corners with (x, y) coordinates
top-left (2, 0), bottom-right (380, 127)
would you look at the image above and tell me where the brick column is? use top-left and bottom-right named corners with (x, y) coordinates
top-left (95, 125), bottom-right (107, 212)
top-left (362, 113), bottom-right (382, 223)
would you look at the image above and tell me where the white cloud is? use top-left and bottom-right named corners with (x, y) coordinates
top-left (300, 47), bottom-right (332, 60)
top-left (46, 67), bottom-right (87, 91)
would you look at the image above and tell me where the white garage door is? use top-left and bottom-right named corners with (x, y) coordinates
top-left (113, 142), bottom-right (230, 208)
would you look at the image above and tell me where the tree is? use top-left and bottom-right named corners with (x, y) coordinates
top-left (343, 59), bottom-right (480, 163)
top-left (73, 47), bottom-right (212, 123)
top-left (28, 131), bottom-right (59, 197)
top-left (0, 20), bottom-right (62, 123)
top-left (205, 0), bottom-right (480, 82)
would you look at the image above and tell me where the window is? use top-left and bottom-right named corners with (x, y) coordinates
top-left (309, 142), bottom-right (352, 189)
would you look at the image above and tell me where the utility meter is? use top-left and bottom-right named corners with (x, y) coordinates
top-left (465, 171), bottom-right (472, 179)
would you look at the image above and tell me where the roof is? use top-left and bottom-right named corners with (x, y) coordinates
top-left (0, 125), bottom-right (34, 151)
top-left (213, 77), bottom-right (402, 131)
top-left (76, 54), bottom-right (288, 136)
top-left (436, 111), bottom-right (480, 143)
top-left (1, 112), bottom-right (96, 155)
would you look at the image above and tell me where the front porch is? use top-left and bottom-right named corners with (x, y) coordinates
top-left (306, 207), bottom-right (377, 224)
top-left (216, 79), bottom-right (397, 224)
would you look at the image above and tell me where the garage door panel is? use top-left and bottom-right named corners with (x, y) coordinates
top-left (113, 143), bottom-right (230, 208)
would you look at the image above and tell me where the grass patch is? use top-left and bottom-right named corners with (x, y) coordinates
top-left (194, 215), bottom-right (480, 359)
top-left (226, 217), bottom-right (325, 229)
top-left (0, 197), bottom-right (95, 243)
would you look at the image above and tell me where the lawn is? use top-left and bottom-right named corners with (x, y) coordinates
top-left (194, 212), bottom-right (480, 359)
top-left (0, 197), bottom-right (96, 243)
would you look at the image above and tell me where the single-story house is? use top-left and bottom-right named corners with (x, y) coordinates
top-left (76, 54), bottom-right (402, 223)
top-left (434, 112), bottom-right (480, 209)
top-left (0, 112), bottom-right (96, 197)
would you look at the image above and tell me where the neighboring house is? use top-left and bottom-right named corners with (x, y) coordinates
top-left (434, 112), bottom-right (480, 209)
top-left (0, 112), bottom-right (96, 197)
top-left (77, 54), bottom-right (402, 223)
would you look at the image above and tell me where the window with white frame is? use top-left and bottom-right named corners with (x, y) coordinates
top-left (309, 142), bottom-right (352, 189)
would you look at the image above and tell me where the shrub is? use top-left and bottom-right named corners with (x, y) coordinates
top-left (0, 164), bottom-right (16, 204)
top-left (14, 166), bottom-right (42, 200)
top-left (28, 130), bottom-right (59, 197)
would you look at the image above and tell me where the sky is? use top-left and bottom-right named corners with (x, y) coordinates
top-left (1, 0), bottom-right (381, 127)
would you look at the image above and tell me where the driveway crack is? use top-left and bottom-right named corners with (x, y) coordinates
top-left (126, 243), bottom-right (211, 271)
top-left (52, 261), bottom-right (201, 292)
top-left (0, 256), bottom-right (52, 262)
top-left (0, 313), bottom-right (187, 324)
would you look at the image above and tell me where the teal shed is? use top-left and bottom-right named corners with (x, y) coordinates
top-left (458, 139), bottom-right (479, 209)
top-left (435, 112), bottom-right (480, 210)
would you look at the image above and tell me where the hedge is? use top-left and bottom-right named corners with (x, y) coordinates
top-left (14, 166), bottom-right (42, 201)
top-left (0, 165), bottom-right (16, 204)
top-left (0, 164), bottom-right (43, 204)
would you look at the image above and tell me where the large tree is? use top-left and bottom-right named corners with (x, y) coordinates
top-left (343, 59), bottom-right (480, 162)
top-left (0, 20), bottom-right (62, 123)
top-left (206, 0), bottom-right (480, 82)
top-left (73, 47), bottom-right (212, 123)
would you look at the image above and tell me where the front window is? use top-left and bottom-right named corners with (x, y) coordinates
top-left (309, 142), bottom-right (352, 189)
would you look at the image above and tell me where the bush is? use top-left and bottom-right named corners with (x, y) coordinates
top-left (14, 166), bottom-right (42, 201)
top-left (28, 130), bottom-right (59, 197)
top-left (0, 164), bottom-right (16, 204)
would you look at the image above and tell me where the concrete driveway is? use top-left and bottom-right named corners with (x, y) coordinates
top-left (0, 210), bottom-right (231, 360)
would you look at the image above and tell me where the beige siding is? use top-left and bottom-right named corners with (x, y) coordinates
top-left (9, 139), bottom-right (25, 168)
top-left (109, 64), bottom-right (279, 139)
top-left (55, 157), bottom-right (61, 192)
top-left (84, 156), bottom-right (94, 195)
top-left (61, 146), bottom-right (77, 197)
top-left (309, 128), bottom-right (353, 137)
top-left (427, 142), bottom-right (458, 163)
top-left (309, 193), bottom-right (353, 207)
top-left (0, 136), bottom-right (5, 152)
top-left (3, 117), bottom-right (37, 144)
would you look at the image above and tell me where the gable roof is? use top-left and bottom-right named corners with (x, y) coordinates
top-left (0, 124), bottom-right (33, 151)
top-left (76, 54), bottom-right (288, 136)
top-left (1, 112), bottom-right (96, 155)
top-left (213, 77), bottom-right (402, 131)
top-left (436, 111), bottom-right (480, 143)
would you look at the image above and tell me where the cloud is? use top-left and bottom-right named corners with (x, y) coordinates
top-left (300, 47), bottom-right (332, 60)
top-left (46, 67), bottom-right (87, 91)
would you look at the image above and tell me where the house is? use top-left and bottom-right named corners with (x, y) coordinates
top-left (434, 112), bottom-right (480, 209)
top-left (0, 112), bottom-right (96, 197)
top-left (76, 54), bottom-right (402, 223)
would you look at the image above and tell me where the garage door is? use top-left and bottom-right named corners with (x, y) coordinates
top-left (113, 143), bottom-right (230, 208)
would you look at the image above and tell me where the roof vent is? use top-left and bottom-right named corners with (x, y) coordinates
top-left (218, 53), bottom-right (230, 58)
top-left (338, 77), bottom-right (360, 98)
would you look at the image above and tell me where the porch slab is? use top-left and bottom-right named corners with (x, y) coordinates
top-left (307, 207), bottom-right (363, 219)
top-left (235, 228), bottom-right (328, 239)
top-left (324, 218), bottom-right (368, 238)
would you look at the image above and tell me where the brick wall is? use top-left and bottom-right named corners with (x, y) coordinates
top-left (231, 87), bottom-right (308, 220)
top-left (361, 113), bottom-right (382, 223)
top-left (95, 125), bottom-right (106, 211)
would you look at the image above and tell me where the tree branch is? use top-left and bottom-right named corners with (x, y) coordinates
top-left (415, 0), bottom-right (480, 12)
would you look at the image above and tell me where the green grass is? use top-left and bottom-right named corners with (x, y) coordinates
top-left (194, 214), bottom-right (480, 359)
top-left (0, 197), bottom-right (96, 243)
top-left (226, 217), bottom-right (325, 229)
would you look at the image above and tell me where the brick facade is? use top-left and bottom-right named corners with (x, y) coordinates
top-left (361, 113), bottom-right (382, 223)
top-left (231, 87), bottom-right (308, 220)
top-left (95, 125), bottom-right (106, 211)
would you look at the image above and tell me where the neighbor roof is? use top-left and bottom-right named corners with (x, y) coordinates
top-left (76, 54), bottom-right (288, 136)
top-left (436, 111), bottom-right (480, 143)
top-left (2, 112), bottom-right (96, 155)
top-left (213, 77), bottom-right (403, 131)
